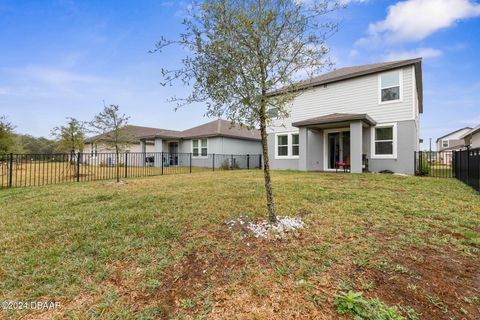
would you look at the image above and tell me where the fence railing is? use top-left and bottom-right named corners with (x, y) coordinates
top-left (414, 151), bottom-right (455, 178)
top-left (454, 147), bottom-right (480, 192)
top-left (0, 152), bottom-right (262, 188)
top-left (414, 149), bottom-right (480, 192)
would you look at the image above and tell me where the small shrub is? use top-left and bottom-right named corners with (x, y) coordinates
top-left (334, 290), bottom-right (406, 320)
top-left (334, 291), bottom-right (367, 316)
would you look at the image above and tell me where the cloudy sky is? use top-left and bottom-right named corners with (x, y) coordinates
top-left (0, 0), bottom-right (479, 148)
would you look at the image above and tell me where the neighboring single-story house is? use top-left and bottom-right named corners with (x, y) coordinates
top-left (84, 119), bottom-right (262, 167)
top-left (460, 124), bottom-right (480, 149)
top-left (267, 58), bottom-right (423, 175)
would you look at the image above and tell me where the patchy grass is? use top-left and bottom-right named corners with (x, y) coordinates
top-left (0, 171), bottom-right (479, 319)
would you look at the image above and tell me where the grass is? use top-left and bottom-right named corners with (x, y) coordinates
top-left (0, 170), bottom-right (479, 319)
top-left (0, 161), bottom-right (214, 188)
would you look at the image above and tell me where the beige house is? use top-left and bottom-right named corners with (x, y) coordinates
top-left (461, 124), bottom-right (480, 149)
top-left (436, 127), bottom-right (472, 152)
top-left (435, 127), bottom-right (473, 165)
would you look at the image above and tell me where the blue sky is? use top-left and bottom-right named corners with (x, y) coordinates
top-left (0, 0), bottom-right (479, 149)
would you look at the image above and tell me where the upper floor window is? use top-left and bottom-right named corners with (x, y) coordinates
top-left (192, 138), bottom-right (208, 157)
top-left (379, 71), bottom-right (401, 103)
top-left (442, 140), bottom-right (449, 148)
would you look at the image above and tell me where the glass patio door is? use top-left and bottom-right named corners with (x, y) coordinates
top-left (168, 142), bottom-right (179, 165)
top-left (327, 131), bottom-right (350, 169)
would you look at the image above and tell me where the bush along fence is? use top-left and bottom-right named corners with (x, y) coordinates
top-left (0, 152), bottom-right (262, 188)
top-left (414, 148), bottom-right (480, 192)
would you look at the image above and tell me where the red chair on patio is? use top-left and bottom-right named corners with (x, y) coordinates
top-left (335, 161), bottom-right (349, 173)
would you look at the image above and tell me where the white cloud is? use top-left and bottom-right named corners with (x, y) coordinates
top-left (365, 0), bottom-right (480, 44)
top-left (385, 47), bottom-right (443, 60)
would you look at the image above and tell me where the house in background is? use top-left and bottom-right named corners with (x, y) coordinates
top-left (267, 58), bottom-right (423, 175)
top-left (435, 127), bottom-right (472, 165)
top-left (84, 119), bottom-right (262, 167)
top-left (435, 127), bottom-right (472, 152)
top-left (460, 124), bottom-right (480, 149)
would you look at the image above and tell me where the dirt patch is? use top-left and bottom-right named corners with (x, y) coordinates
top-left (365, 246), bottom-right (480, 319)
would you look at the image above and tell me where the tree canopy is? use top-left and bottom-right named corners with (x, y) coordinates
top-left (155, 0), bottom-right (341, 221)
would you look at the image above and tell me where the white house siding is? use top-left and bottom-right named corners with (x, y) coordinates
top-left (471, 133), bottom-right (480, 149)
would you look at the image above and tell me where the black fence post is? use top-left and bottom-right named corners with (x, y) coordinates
top-left (76, 152), bottom-right (81, 182)
top-left (231, 154), bottom-right (234, 170)
top-left (259, 154), bottom-right (262, 169)
top-left (414, 151), bottom-right (417, 175)
top-left (161, 152), bottom-right (164, 175)
top-left (9, 153), bottom-right (13, 188)
top-left (247, 154), bottom-right (250, 170)
top-left (124, 153), bottom-right (128, 178)
top-left (212, 154), bottom-right (215, 171)
top-left (466, 146), bottom-right (470, 186)
top-left (189, 153), bottom-right (192, 173)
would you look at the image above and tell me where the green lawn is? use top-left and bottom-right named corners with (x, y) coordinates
top-left (0, 171), bottom-right (479, 319)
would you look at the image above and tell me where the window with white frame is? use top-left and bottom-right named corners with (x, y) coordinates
top-left (379, 71), bottom-right (401, 103)
top-left (373, 125), bottom-right (395, 156)
top-left (277, 135), bottom-right (288, 156)
top-left (442, 140), bottom-right (449, 148)
top-left (276, 133), bottom-right (299, 158)
top-left (192, 138), bottom-right (208, 157)
top-left (292, 134), bottom-right (299, 156)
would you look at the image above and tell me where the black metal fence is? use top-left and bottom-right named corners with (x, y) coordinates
top-left (0, 152), bottom-right (262, 188)
top-left (414, 151), bottom-right (454, 178)
top-left (414, 149), bottom-right (480, 192)
top-left (454, 148), bottom-right (480, 192)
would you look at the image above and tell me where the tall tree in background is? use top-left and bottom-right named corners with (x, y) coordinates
top-left (51, 118), bottom-right (86, 154)
top-left (90, 105), bottom-right (131, 183)
top-left (154, 0), bottom-right (341, 222)
top-left (0, 115), bottom-right (15, 153)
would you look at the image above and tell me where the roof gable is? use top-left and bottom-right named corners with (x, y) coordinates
top-left (436, 127), bottom-right (472, 142)
top-left (269, 58), bottom-right (423, 113)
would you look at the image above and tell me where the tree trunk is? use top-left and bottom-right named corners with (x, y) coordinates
top-left (259, 117), bottom-right (277, 223)
top-left (115, 147), bottom-right (120, 183)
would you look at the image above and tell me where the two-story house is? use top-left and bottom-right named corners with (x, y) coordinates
top-left (436, 127), bottom-right (472, 151)
top-left (267, 58), bottom-right (423, 175)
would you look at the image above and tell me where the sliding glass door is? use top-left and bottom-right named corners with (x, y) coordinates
top-left (327, 131), bottom-right (350, 169)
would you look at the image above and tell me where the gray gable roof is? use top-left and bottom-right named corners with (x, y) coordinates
top-left (179, 119), bottom-right (261, 141)
top-left (85, 125), bottom-right (182, 143)
top-left (292, 113), bottom-right (376, 127)
top-left (129, 119), bottom-right (261, 141)
top-left (269, 58), bottom-right (423, 113)
top-left (86, 120), bottom-right (261, 143)
top-left (435, 127), bottom-right (472, 142)
top-left (459, 124), bottom-right (480, 139)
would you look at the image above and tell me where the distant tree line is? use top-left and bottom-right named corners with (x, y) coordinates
top-left (1, 104), bottom-right (130, 158)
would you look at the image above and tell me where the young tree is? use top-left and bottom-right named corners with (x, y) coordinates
top-left (0, 115), bottom-right (15, 153)
top-left (90, 105), bottom-right (131, 183)
top-left (154, 0), bottom-right (341, 222)
top-left (51, 117), bottom-right (86, 154)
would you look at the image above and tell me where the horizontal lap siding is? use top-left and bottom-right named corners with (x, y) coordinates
top-left (268, 66), bottom-right (415, 133)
